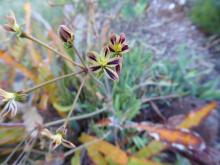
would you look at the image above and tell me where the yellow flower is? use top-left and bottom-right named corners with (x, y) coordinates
top-left (0, 89), bottom-right (27, 118)
top-left (108, 33), bottom-right (129, 56)
top-left (0, 89), bottom-right (15, 102)
top-left (0, 89), bottom-right (17, 118)
top-left (87, 49), bottom-right (120, 81)
top-left (41, 128), bottom-right (75, 150)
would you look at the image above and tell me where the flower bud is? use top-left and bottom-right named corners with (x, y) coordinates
top-left (3, 11), bottom-right (22, 36)
top-left (58, 25), bottom-right (74, 47)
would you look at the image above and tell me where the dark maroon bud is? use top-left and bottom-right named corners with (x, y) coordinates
top-left (90, 65), bottom-right (101, 72)
top-left (105, 68), bottom-right (119, 81)
top-left (122, 44), bottom-right (129, 51)
top-left (107, 58), bottom-right (120, 66)
top-left (115, 64), bottom-right (121, 75)
top-left (87, 52), bottom-right (97, 62)
top-left (110, 33), bottom-right (117, 44)
top-left (119, 33), bottom-right (126, 44)
top-left (104, 46), bottom-right (109, 57)
top-left (59, 25), bottom-right (74, 43)
top-left (109, 46), bottom-right (115, 52)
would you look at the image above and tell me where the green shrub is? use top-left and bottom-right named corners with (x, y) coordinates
top-left (190, 0), bottom-right (220, 34)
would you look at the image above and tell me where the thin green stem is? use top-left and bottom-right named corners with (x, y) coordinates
top-left (141, 94), bottom-right (182, 103)
top-left (63, 76), bottom-right (87, 127)
top-left (44, 107), bottom-right (108, 127)
top-left (22, 32), bottom-right (84, 69)
top-left (71, 45), bottom-right (105, 88)
top-left (2, 128), bottom-right (37, 164)
top-left (23, 70), bottom-right (84, 94)
top-left (72, 44), bottom-right (87, 68)
top-left (70, 43), bottom-right (107, 91)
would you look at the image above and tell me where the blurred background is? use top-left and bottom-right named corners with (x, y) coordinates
top-left (0, 0), bottom-right (220, 164)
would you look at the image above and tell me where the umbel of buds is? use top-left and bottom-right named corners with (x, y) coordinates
top-left (0, 89), bottom-right (27, 118)
top-left (59, 25), bottom-right (74, 48)
top-left (3, 11), bottom-right (22, 37)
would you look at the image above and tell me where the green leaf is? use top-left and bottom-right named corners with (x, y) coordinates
top-left (53, 102), bottom-right (72, 112)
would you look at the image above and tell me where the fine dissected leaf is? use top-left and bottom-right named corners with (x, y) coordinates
top-left (128, 156), bottom-right (163, 165)
top-left (135, 102), bottom-right (217, 158)
top-left (0, 50), bottom-right (36, 82)
top-left (79, 133), bottom-right (128, 165)
top-left (53, 102), bottom-right (72, 112)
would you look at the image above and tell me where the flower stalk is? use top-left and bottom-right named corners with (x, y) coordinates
top-left (23, 70), bottom-right (84, 94)
top-left (23, 33), bottom-right (84, 69)
top-left (63, 76), bottom-right (87, 128)
top-left (3, 15), bottom-right (84, 69)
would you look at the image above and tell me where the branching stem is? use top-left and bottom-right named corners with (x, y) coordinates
top-left (22, 32), bottom-right (84, 69)
top-left (63, 76), bottom-right (87, 127)
top-left (23, 70), bottom-right (84, 94)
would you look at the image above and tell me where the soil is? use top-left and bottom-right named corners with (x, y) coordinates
top-left (113, 0), bottom-right (220, 148)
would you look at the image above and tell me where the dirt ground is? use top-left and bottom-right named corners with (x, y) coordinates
top-left (114, 0), bottom-right (220, 148)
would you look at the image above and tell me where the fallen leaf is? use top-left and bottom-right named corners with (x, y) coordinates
top-left (176, 101), bottom-right (217, 129)
top-left (71, 151), bottom-right (80, 165)
top-left (79, 133), bottom-right (128, 165)
top-left (135, 141), bottom-right (166, 158)
top-left (132, 122), bottom-right (206, 151)
top-left (135, 102), bottom-right (217, 158)
top-left (87, 149), bottom-right (107, 165)
top-left (0, 50), bottom-right (36, 82)
top-left (53, 102), bottom-right (72, 112)
top-left (128, 156), bottom-right (163, 165)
